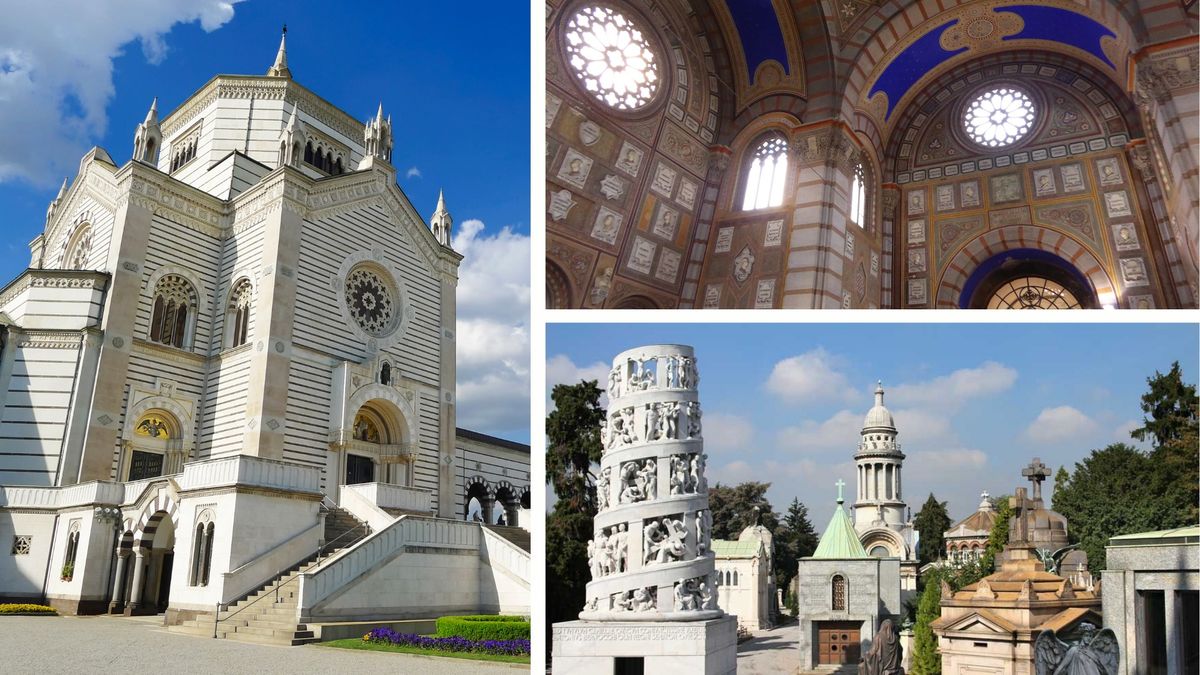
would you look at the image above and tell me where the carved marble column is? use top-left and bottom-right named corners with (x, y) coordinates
top-left (580, 345), bottom-right (722, 621)
top-left (108, 550), bottom-right (129, 613)
top-left (125, 549), bottom-right (147, 615)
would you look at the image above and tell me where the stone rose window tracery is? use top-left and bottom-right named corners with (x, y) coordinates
top-left (345, 267), bottom-right (398, 337)
top-left (564, 5), bottom-right (660, 111)
top-left (963, 87), bottom-right (1036, 148)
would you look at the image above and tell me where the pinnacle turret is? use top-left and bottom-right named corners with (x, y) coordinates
top-left (431, 189), bottom-right (453, 247)
top-left (132, 97), bottom-right (162, 165)
top-left (266, 25), bottom-right (291, 79)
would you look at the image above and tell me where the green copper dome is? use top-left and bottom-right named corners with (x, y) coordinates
top-left (812, 479), bottom-right (869, 559)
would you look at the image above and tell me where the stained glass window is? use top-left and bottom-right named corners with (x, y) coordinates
top-left (564, 6), bottom-right (660, 111)
top-left (850, 163), bottom-right (866, 227)
top-left (986, 276), bottom-right (1083, 309)
top-left (964, 87), bottom-right (1036, 148)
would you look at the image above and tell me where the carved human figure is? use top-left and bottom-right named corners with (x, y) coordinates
top-left (612, 523), bottom-right (629, 573)
top-left (679, 356), bottom-right (694, 388)
top-left (659, 517), bottom-right (687, 562)
top-left (640, 359), bottom-right (656, 389)
top-left (859, 618), bottom-right (904, 675)
top-left (644, 403), bottom-right (661, 441)
top-left (643, 519), bottom-right (664, 565)
top-left (632, 587), bottom-right (655, 612)
top-left (619, 461), bottom-right (644, 503)
top-left (1034, 622), bottom-right (1119, 675)
top-left (608, 367), bottom-right (622, 400)
top-left (690, 453), bottom-right (706, 491)
top-left (587, 539), bottom-right (601, 579)
top-left (686, 401), bottom-right (702, 438)
top-left (665, 357), bottom-right (678, 388)
top-left (675, 579), bottom-right (696, 611)
top-left (639, 459), bottom-right (658, 501)
top-left (696, 510), bottom-right (708, 555)
top-left (699, 577), bottom-right (717, 610)
top-left (594, 528), bottom-right (611, 577)
top-left (662, 400), bottom-right (680, 439)
top-left (613, 590), bottom-right (633, 612)
top-left (670, 455), bottom-right (689, 495)
top-left (596, 466), bottom-right (611, 511)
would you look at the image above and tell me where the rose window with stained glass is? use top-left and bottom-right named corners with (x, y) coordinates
top-left (963, 87), bottom-right (1036, 148)
top-left (345, 267), bottom-right (398, 337)
top-left (564, 5), bottom-right (660, 111)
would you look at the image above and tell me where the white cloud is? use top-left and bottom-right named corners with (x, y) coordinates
top-left (0, 1), bottom-right (242, 186)
top-left (704, 412), bottom-right (755, 456)
top-left (405, 166), bottom-right (422, 179)
top-left (765, 348), bottom-right (859, 404)
top-left (453, 219), bottom-right (529, 437)
top-left (1024, 406), bottom-right (1098, 443)
top-left (545, 354), bottom-right (610, 409)
top-left (775, 410), bottom-right (861, 455)
top-left (889, 361), bottom-right (1018, 409)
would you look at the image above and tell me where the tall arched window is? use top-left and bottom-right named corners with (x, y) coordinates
top-left (226, 279), bottom-right (252, 349)
top-left (849, 163), bottom-right (867, 228)
top-left (62, 523), bottom-right (80, 582)
top-left (190, 512), bottom-right (215, 587)
top-left (741, 134), bottom-right (788, 210)
top-left (832, 574), bottom-right (846, 610)
top-left (149, 274), bottom-right (197, 350)
top-left (731, 570), bottom-right (739, 587)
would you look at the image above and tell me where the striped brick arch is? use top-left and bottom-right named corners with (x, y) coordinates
top-left (935, 224), bottom-right (1115, 308)
top-left (132, 493), bottom-right (179, 550)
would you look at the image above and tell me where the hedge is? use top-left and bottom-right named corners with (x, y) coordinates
top-left (0, 603), bottom-right (57, 615)
top-left (435, 615), bottom-right (530, 641)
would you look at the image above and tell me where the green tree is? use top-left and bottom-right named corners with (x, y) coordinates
top-left (913, 493), bottom-right (952, 566)
top-left (1052, 443), bottom-right (1182, 572)
top-left (1133, 363), bottom-right (1200, 525)
top-left (775, 497), bottom-right (819, 592)
top-left (910, 568), bottom-right (944, 675)
top-left (544, 380), bottom-right (606, 654)
top-left (708, 482), bottom-right (778, 540)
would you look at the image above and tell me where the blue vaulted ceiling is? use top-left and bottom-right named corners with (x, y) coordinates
top-left (725, 0), bottom-right (790, 78)
top-left (867, 6), bottom-right (1118, 121)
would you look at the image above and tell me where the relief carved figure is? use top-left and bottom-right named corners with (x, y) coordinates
top-left (662, 400), bottom-right (680, 439)
top-left (619, 460), bottom-right (646, 503)
top-left (596, 466), bottom-right (611, 511)
top-left (665, 357), bottom-right (678, 389)
top-left (686, 401), bottom-right (702, 438)
top-left (643, 516), bottom-right (687, 565)
top-left (644, 403), bottom-right (662, 441)
top-left (639, 459), bottom-right (658, 501)
top-left (670, 455), bottom-right (690, 495)
top-left (609, 407), bottom-right (635, 449)
top-left (691, 453), bottom-right (706, 492)
top-left (611, 523), bottom-right (629, 573)
top-left (674, 576), bottom-right (707, 611)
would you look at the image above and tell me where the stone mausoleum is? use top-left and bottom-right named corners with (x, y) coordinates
top-left (0, 32), bottom-right (530, 644)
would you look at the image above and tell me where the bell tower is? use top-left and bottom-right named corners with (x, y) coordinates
top-left (853, 381), bottom-right (907, 529)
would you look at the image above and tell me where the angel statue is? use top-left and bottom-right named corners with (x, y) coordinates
top-left (858, 618), bottom-right (903, 675)
top-left (1034, 623), bottom-right (1119, 675)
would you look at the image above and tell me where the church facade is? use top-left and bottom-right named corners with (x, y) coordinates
top-left (0, 34), bottom-right (529, 635)
top-left (545, 0), bottom-right (1199, 309)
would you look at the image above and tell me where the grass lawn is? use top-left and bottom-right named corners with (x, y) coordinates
top-left (319, 637), bottom-right (530, 664)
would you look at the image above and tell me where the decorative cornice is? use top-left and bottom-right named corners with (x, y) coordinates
top-left (122, 165), bottom-right (228, 238)
top-left (18, 331), bottom-right (84, 350)
top-left (0, 270), bottom-right (107, 310)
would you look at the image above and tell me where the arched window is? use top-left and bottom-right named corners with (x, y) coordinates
top-left (226, 279), bottom-right (252, 349)
top-left (62, 523), bottom-right (80, 582)
top-left (335, 157), bottom-right (344, 175)
top-left (731, 570), bottom-right (738, 587)
top-left (304, 142), bottom-right (314, 164)
top-left (832, 574), bottom-right (846, 610)
top-left (63, 223), bottom-right (92, 270)
top-left (148, 274), bottom-right (197, 350)
top-left (741, 134), bottom-right (788, 210)
top-left (190, 513), bottom-right (216, 587)
top-left (849, 163), bottom-right (867, 228)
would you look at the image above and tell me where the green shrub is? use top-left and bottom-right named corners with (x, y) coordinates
top-left (0, 603), bottom-right (57, 615)
top-left (435, 615), bottom-right (530, 641)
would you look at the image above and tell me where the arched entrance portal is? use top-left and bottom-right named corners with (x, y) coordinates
top-left (126, 511), bottom-right (175, 615)
top-left (961, 249), bottom-right (1097, 309)
top-left (465, 477), bottom-right (492, 523)
top-left (342, 399), bottom-right (416, 488)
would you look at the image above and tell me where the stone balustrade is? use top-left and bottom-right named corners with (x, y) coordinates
top-left (346, 481), bottom-right (432, 513)
top-left (178, 455), bottom-right (320, 494)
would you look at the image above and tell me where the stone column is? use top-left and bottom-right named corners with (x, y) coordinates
top-left (125, 549), bottom-right (146, 615)
top-left (108, 551), bottom-right (129, 613)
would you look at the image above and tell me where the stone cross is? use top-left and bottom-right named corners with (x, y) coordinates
top-left (1009, 487), bottom-right (1035, 545)
top-left (836, 479), bottom-right (846, 503)
top-left (1022, 457), bottom-right (1051, 501)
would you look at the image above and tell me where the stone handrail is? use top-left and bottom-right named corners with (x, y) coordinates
top-left (481, 526), bottom-right (530, 583)
top-left (178, 455), bottom-right (320, 494)
top-left (296, 516), bottom-right (480, 614)
top-left (1, 480), bottom-right (127, 509)
top-left (344, 482), bottom-right (432, 513)
top-left (338, 484), bottom-right (396, 532)
top-left (219, 520), bottom-right (324, 605)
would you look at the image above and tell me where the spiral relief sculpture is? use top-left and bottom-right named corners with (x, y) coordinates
top-left (580, 344), bottom-right (724, 621)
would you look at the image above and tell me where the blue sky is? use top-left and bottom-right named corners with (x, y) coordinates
top-left (0, 0), bottom-right (531, 441)
top-left (547, 323), bottom-right (1199, 525)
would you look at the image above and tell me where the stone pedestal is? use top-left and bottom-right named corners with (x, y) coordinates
top-left (553, 616), bottom-right (738, 675)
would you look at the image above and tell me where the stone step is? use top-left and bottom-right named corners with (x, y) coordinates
top-left (232, 624), bottom-right (313, 640)
top-left (168, 624), bottom-right (227, 639)
top-left (223, 630), bottom-right (307, 647)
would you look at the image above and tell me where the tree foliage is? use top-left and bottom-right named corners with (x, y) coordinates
top-left (1131, 361), bottom-right (1198, 448)
top-left (544, 381), bottom-right (605, 654)
top-left (545, 380), bottom-right (605, 513)
top-left (774, 497), bottom-right (819, 592)
top-left (978, 496), bottom-right (1011, 575)
top-left (913, 493), bottom-right (951, 566)
top-left (708, 482), bottom-right (778, 540)
top-left (910, 568), bottom-right (943, 675)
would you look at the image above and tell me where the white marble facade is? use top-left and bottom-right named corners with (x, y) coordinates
top-left (0, 37), bottom-right (529, 621)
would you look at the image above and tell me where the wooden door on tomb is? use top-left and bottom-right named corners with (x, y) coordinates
top-left (817, 621), bottom-right (861, 665)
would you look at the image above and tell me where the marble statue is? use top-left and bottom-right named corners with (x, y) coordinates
top-left (633, 587), bottom-right (656, 612)
top-left (1034, 623), bottom-right (1119, 675)
top-left (620, 460), bottom-right (645, 503)
top-left (645, 403), bottom-right (662, 441)
top-left (665, 357), bottom-right (678, 388)
top-left (690, 453), bottom-right (705, 491)
top-left (686, 401), bottom-right (702, 438)
top-left (596, 466), bottom-right (611, 511)
top-left (662, 400), bottom-right (680, 439)
top-left (858, 618), bottom-right (903, 675)
top-left (671, 455), bottom-right (689, 495)
top-left (639, 459), bottom-right (658, 500)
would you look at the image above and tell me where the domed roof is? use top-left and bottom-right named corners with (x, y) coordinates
top-left (863, 381), bottom-right (895, 430)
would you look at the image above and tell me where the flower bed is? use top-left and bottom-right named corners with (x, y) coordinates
top-left (0, 603), bottom-right (57, 615)
top-left (362, 627), bottom-right (530, 656)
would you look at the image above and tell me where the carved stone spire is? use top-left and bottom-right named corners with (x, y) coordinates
top-left (431, 189), bottom-right (453, 247)
top-left (362, 102), bottom-right (393, 165)
top-left (266, 25), bottom-right (292, 79)
top-left (278, 104), bottom-right (306, 168)
top-left (46, 177), bottom-right (68, 224)
top-left (133, 97), bottom-right (162, 164)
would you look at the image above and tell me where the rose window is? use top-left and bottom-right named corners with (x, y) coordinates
top-left (963, 87), bottom-right (1036, 148)
top-left (345, 267), bottom-right (397, 336)
top-left (564, 5), bottom-right (660, 111)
